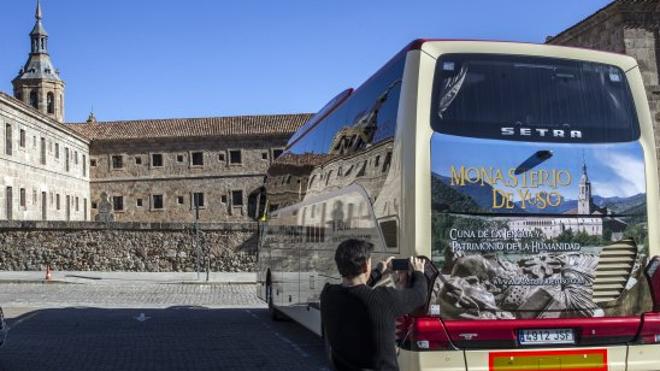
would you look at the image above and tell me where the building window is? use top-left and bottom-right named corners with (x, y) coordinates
top-left (112, 196), bottom-right (124, 211)
top-left (232, 190), bottom-right (243, 206)
top-left (47, 92), bottom-right (54, 114)
top-left (151, 153), bottom-right (163, 167)
top-left (91, 201), bottom-right (98, 209)
top-left (55, 143), bottom-right (59, 159)
top-left (221, 195), bottom-right (227, 203)
top-left (83, 154), bottom-right (87, 176)
top-left (20, 188), bottom-right (26, 207)
top-left (29, 90), bottom-right (38, 109)
top-left (75, 197), bottom-right (79, 212)
top-left (40, 137), bottom-right (46, 165)
top-left (262, 152), bottom-right (268, 160)
top-left (90, 159), bottom-right (96, 167)
top-left (152, 194), bottom-right (164, 210)
top-left (136, 198), bottom-right (143, 207)
top-left (5, 123), bottom-right (11, 156)
top-left (19, 129), bottom-right (25, 148)
top-left (111, 155), bottom-right (123, 169)
top-left (229, 150), bottom-right (242, 164)
top-left (374, 155), bottom-right (380, 167)
top-left (177, 196), bottom-right (184, 205)
top-left (191, 152), bottom-right (204, 166)
top-left (176, 154), bottom-right (184, 163)
top-left (272, 148), bottom-right (284, 159)
top-left (64, 148), bottom-right (70, 171)
top-left (134, 156), bottom-right (142, 165)
top-left (56, 194), bottom-right (61, 210)
top-left (192, 192), bottom-right (205, 208)
top-left (218, 152), bottom-right (226, 162)
top-left (74, 151), bottom-right (79, 165)
top-left (32, 189), bottom-right (37, 204)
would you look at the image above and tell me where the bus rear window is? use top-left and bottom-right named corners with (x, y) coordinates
top-left (431, 54), bottom-right (640, 143)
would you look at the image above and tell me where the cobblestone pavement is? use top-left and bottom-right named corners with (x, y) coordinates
top-left (0, 283), bottom-right (331, 370)
top-left (0, 282), bottom-right (262, 309)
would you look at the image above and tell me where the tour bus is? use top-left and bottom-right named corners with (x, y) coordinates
top-left (257, 39), bottom-right (660, 370)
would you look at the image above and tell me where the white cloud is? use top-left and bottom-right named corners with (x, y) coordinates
top-left (592, 151), bottom-right (645, 198)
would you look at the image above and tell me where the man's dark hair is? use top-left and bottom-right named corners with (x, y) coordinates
top-left (334, 239), bottom-right (374, 278)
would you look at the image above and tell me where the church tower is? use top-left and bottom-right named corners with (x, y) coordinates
top-left (578, 161), bottom-right (592, 215)
top-left (12, 1), bottom-right (65, 122)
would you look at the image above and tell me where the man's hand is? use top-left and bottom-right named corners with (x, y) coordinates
top-left (410, 257), bottom-right (425, 273)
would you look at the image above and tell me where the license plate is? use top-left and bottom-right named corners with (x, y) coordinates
top-left (518, 328), bottom-right (575, 345)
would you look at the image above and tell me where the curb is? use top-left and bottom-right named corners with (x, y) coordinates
top-left (0, 271), bottom-right (257, 285)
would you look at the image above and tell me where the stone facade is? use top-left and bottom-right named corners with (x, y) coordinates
top-left (547, 0), bottom-right (660, 166)
top-left (0, 93), bottom-right (90, 221)
top-left (0, 221), bottom-right (258, 272)
top-left (84, 135), bottom-right (291, 223)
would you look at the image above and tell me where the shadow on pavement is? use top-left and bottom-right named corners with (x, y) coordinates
top-left (0, 306), bottom-right (331, 371)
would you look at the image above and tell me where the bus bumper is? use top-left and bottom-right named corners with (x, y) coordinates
top-left (398, 344), bottom-right (660, 370)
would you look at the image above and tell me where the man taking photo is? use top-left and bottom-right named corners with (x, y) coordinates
top-left (320, 239), bottom-right (428, 371)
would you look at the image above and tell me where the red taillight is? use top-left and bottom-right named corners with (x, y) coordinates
top-left (645, 256), bottom-right (660, 311)
top-left (398, 316), bottom-right (454, 351)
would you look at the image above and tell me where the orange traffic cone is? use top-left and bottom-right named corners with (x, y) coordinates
top-left (45, 265), bottom-right (52, 282)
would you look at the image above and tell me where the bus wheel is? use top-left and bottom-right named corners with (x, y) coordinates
top-left (266, 280), bottom-right (284, 321)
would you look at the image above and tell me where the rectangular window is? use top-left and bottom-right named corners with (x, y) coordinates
top-left (135, 156), bottom-right (143, 165)
top-left (112, 196), bottom-right (124, 211)
top-left (19, 129), bottom-right (25, 147)
top-left (151, 153), bottom-right (163, 167)
top-left (431, 54), bottom-right (640, 143)
top-left (192, 192), bottom-right (205, 208)
top-left (229, 150), bottom-right (241, 164)
top-left (272, 148), bottom-right (284, 159)
top-left (5, 123), bottom-right (12, 156)
top-left (218, 152), bottom-right (226, 162)
top-left (40, 137), bottom-right (46, 165)
top-left (83, 154), bottom-right (87, 176)
top-left (232, 190), bottom-right (243, 206)
top-left (136, 198), bottom-right (143, 207)
top-left (75, 197), bottom-right (79, 212)
top-left (19, 188), bottom-right (26, 207)
top-left (90, 159), bottom-right (96, 167)
top-left (176, 154), bottom-right (184, 163)
top-left (55, 143), bottom-right (59, 159)
top-left (221, 195), bottom-right (227, 203)
top-left (111, 155), bottom-right (123, 169)
top-left (91, 201), bottom-right (97, 209)
top-left (74, 151), bottom-right (78, 165)
top-left (152, 194), bottom-right (164, 210)
top-left (191, 152), bottom-right (204, 166)
top-left (65, 148), bottom-right (70, 171)
top-left (262, 152), bottom-right (268, 160)
top-left (56, 194), bottom-right (61, 210)
top-left (177, 196), bottom-right (184, 205)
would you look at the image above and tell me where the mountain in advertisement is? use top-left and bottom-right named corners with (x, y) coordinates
top-left (432, 173), bottom-right (524, 213)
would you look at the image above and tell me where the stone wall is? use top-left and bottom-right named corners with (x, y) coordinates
top-left (0, 221), bottom-right (258, 272)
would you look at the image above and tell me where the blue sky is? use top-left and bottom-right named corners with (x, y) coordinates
top-left (0, 0), bottom-right (612, 123)
top-left (431, 134), bottom-right (646, 200)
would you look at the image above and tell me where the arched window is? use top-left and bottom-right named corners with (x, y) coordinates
top-left (47, 92), bottom-right (54, 114)
top-left (29, 90), bottom-right (38, 109)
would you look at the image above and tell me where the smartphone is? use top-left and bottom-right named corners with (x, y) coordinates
top-left (391, 258), bottom-right (410, 271)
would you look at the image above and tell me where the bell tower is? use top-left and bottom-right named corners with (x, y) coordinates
top-left (12, 0), bottom-right (65, 122)
top-left (577, 161), bottom-right (592, 215)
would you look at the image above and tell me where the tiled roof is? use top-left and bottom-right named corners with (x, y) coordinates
top-left (66, 114), bottom-right (313, 142)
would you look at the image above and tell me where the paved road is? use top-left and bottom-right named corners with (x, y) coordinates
top-left (0, 283), bottom-right (331, 371)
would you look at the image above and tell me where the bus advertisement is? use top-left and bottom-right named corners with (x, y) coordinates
top-left (257, 40), bottom-right (660, 370)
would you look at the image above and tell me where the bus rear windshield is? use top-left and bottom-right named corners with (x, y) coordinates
top-left (431, 54), bottom-right (640, 143)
